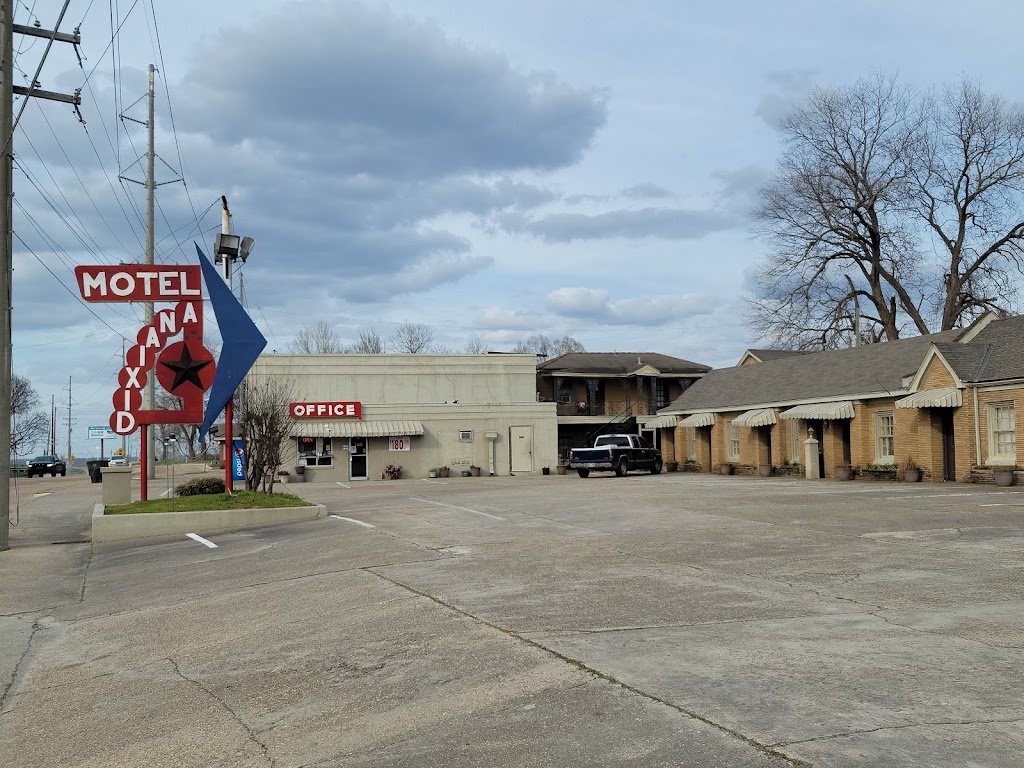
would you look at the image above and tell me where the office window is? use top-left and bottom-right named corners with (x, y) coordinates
top-left (296, 437), bottom-right (333, 467)
top-left (728, 421), bottom-right (740, 461)
top-left (875, 413), bottom-right (894, 464)
top-left (989, 402), bottom-right (1016, 464)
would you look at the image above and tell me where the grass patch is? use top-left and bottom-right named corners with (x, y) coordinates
top-left (105, 490), bottom-right (315, 515)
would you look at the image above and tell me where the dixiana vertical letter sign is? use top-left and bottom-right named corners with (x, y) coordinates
top-left (74, 264), bottom-right (215, 434)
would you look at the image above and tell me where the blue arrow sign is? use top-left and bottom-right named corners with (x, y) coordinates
top-left (196, 243), bottom-right (267, 440)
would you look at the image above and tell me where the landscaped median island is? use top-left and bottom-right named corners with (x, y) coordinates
top-left (93, 491), bottom-right (326, 543)
top-left (104, 490), bottom-right (316, 515)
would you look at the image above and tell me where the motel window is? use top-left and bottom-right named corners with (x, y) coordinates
top-left (297, 436), bottom-right (334, 467)
top-left (989, 402), bottom-right (1016, 464)
top-left (875, 413), bottom-right (895, 465)
top-left (728, 421), bottom-right (741, 461)
top-left (656, 381), bottom-right (670, 409)
top-left (687, 427), bottom-right (696, 461)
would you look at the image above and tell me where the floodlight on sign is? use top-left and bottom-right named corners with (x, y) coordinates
top-left (214, 232), bottom-right (241, 263)
top-left (239, 236), bottom-right (255, 262)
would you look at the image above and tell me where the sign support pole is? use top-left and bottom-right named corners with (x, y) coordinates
top-left (140, 424), bottom-right (148, 501)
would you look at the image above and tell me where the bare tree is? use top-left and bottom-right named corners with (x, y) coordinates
top-left (350, 327), bottom-right (386, 354)
top-left (10, 374), bottom-right (47, 457)
top-left (511, 334), bottom-right (585, 358)
top-left (551, 335), bottom-right (586, 356)
top-left (290, 320), bottom-right (344, 353)
top-left (390, 321), bottom-right (434, 353)
top-left (238, 374), bottom-right (296, 493)
top-left (464, 334), bottom-right (487, 354)
top-left (748, 74), bottom-right (1024, 348)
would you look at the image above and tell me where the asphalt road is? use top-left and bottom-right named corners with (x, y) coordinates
top-left (2, 470), bottom-right (1023, 766)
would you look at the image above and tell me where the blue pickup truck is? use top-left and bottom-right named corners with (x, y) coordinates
top-left (568, 434), bottom-right (663, 478)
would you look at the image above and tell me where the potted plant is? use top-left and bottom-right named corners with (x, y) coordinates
top-left (665, 461), bottom-right (678, 472)
top-left (758, 463), bottom-right (773, 477)
top-left (384, 463), bottom-right (402, 480)
top-left (556, 464), bottom-right (567, 475)
top-left (469, 465), bottom-right (481, 477)
top-left (438, 466), bottom-right (450, 478)
top-left (429, 467), bottom-right (438, 478)
top-left (900, 456), bottom-right (922, 483)
top-left (835, 464), bottom-right (853, 481)
top-left (993, 466), bottom-right (1016, 486)
top-left (277, 469), bottom-right (291, 484)
top-left (719, 463), bottom-right (733, 475)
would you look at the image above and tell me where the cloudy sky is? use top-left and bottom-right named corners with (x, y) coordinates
top-left (11, 0), bottom-right (1024, 458)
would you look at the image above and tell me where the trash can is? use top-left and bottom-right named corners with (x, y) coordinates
top-left (87, 459), bottom-right (110, 483)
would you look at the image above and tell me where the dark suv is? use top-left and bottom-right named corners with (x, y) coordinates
top-left (27, 455), bottom-right (67, 477)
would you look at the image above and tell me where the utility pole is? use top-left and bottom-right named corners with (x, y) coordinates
top-left (0, 7), bottom-right (83, 551)
top-left (144, 64), bottom-right (156, 482)
top-left (65, 376), bottom-right (71, 462)
top-left (1, 0), bottom-right (14, 552)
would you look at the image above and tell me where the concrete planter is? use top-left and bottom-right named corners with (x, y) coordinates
top-left (758, 464), bottom-right (773, 477)
top-left (904, 468), bottom-right (922, 483)
top-left (994, 468), bottom-right (1015, 487)
top-left (719, 463), bottom-right (733, 476)
top-left (835, 465), bottom-right (853, 481)
top-left (665, 462), bottom-right (678, 472)
top-left (556, 465), bottom-right (567, 475)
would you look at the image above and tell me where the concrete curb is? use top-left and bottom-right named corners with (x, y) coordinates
top-left (91, 500), bottom-right (326, 543)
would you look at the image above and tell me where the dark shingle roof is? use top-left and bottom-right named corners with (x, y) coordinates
top-left (666, 328), bottom-right (963, 412)
top-left (538, 352), bottom-right (710, 376)
top-left (946, 314), bottom-right (1024, 383)
top-left (743, 349), bottom-right (811, 362)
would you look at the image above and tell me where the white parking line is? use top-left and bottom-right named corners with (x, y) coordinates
top-left (185, 533), bottom-right (218, 548)
top-left (409, 496), bottom-right (505, 521)
top-left (329, 515), bottom-right (375, 528)
top-left (335, 482), bottom-right (351, 488)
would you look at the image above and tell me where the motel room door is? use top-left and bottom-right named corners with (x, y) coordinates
top-left (349, 437), bottom-right (368, 480)
top-left (510, 426), bottom-right (534, 473)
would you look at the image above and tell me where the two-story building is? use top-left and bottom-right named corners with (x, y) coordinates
top-left (536, 352), bottom-right (710, 462)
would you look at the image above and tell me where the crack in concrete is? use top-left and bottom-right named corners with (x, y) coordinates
top-left (773, 716), bottom-right (1024, 747)
top-left (867, 610), bottom-right (1024, 650)
top-left (78, 541), bottom-right (94, 603)
top-left (166, 656), bottom-right (275, 766)
top-left (0, 620), bottom-right (41, 714)
top-left (365, 569), bottom-right (809, 767)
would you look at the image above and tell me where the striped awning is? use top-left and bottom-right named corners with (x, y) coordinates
top-left (646, 414), bottom-right (679, 429)
top-left (678, 412), bottom-right (716, 428)
top-left (732, 408), bottom-right (778, 428)
top-left (895, 387), bottom-right (962, 409)
top-left (778, 401), bottom-right (855, 420)
top-left (290, 420), bottom-right (425, 438)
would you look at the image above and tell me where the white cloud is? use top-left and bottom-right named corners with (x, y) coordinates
top-left (544, 287), bottom-right (609, 315)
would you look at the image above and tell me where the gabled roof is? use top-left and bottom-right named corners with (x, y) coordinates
top-left (538, 352), bottom-right (710, 376)
top-left (737, 349), bottom-right (810, 365)
top-left (664, 328), bottom-right (962, 413)
top-left (941, 314), bottom-right (1024, 383)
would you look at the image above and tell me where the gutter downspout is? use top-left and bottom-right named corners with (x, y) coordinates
top-left (973, 385), bottom-right (982, 467)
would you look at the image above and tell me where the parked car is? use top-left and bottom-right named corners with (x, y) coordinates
top-left (26, 455), bottom-right (67, 477)
top-left (568, 434), bottom-right (662, 478)
top-left (108, 456), bottom-right (129, 466)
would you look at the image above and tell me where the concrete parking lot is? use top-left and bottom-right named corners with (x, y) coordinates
top-left (2, 470), bottom-right (1024, 766)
